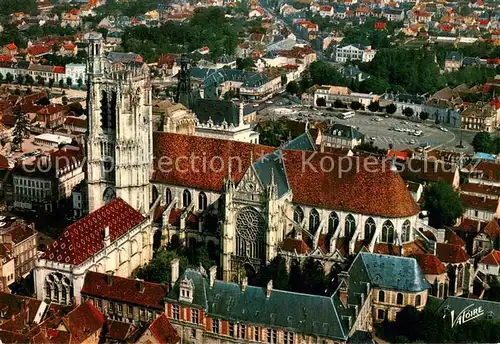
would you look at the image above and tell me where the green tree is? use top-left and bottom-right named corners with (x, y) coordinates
top-left (5, 73), bottom-right (13, 84)
top-left (385, 103), bottom-right (397, 114)
top-left (66, 77), bottom-right (72, 89)
top-left (62, 96), bottom-right (68, 106)
top-left (137, 249), bottom-right (188, 284)
top-left (281, 74), bottom-right (287, 87)
top-left (16, 74), bottom-right (24, 85)
top-left (302, 257), bottom-right (325, 295)
top-left (419, 111), bottom-right (429, 121)
top-left (36, 97), bottom-right (50, 106)
top-left (223, 89), bottom-right (237, 100)
top-left (403, 107), bottom-right (414, 118)
top-left (491, 137), bottom-right (500, 155)
top-left (309, 61), bottom-right (347, 86)
top-left (36, 76), bottom-right (45, 86)
top-left (288, 259), bottom-right (303, 292)
top-left (286, 81), bottom-right (299, 95)
top-left (25, 75), bottom-right (34, 86)
top-left (58, 79), bottom-right (64, 89)
top-left (260, 120), bottom-right (289, 147)
top-left (256, 255), bottom-right (289, 290)
top-left (472, 131), bottom-right (492, 153)
top-left (368, 101), bottom-right (380, 112)
top-left (316, 97), bottom-right (326, 107)
top-left (48, 78), bottom-right (55, 89)
top-left (77, 78), bottom-right (83, 89)
top-left (236, 57), bottom-right (255, 71)
top-left (334, 99), bottom-right (345, 108)
top-left (0, 73), bottom-right (4, 84)
top-left (12, 108), bottom-right (29, 152)
top-left (423, 181), bottom-right (464, 228)
top-left (350, 101), bottom-right (362, 110)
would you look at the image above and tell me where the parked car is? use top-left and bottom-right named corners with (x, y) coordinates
top-left (440, 127), bottom-right (448, 132)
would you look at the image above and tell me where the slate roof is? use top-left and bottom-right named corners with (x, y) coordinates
top-left (430, 296), bottom-right (500, 325)
top-left (351, 253), bottom-right (431, 292)
top-left (166, 269), bottom-right (347, 340)
top-left (107, 52), bottom-right (143, 64)
top-left (189, 68), bottom-right (269, 88)
top-left (81, 272), bottom-right (169, 310)
top-left (252, 150), bottom-right (290, 198)
top-left (281, 131), bottom-right (316, 151)
top-left (42, 198), bottom-right (145, 265)
top-left (325, 123), bottom-right (365, 140)
top-left (193, 99), bottom-right (240, 126)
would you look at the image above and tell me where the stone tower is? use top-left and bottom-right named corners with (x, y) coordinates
top-left (84, 32), bottom-right (152, 214)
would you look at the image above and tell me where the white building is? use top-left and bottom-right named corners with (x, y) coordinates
top-left (333, 43), bottom-right (376, 63)
top-left (34, 198), bottom-right (154, 305)
top-left (477, 249), bottom-right (500, 278)
top-left (34, 133), bottom-right (73, 148)
top-left (65, 63), bottom-right (86, 84)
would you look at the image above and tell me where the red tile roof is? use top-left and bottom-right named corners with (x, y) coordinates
top-left (482, 219), bottom-right (500, 240)
top-left (104, 320), bottom-right (138, 342)
top-left (460, 194), bottom-right (498, 212)
top-left (61, 301), bottom-right (105, 343)
top-left (375, 22), bottom-right (387, 30)
top-left (455, 218), bottom-right (485, 233)
top-left (461, 183), bottom-right (500, 197)
top-left (479, 250), bottom-right (500, 266)
top-left (445, 229), bottom-right (465, 247)
top-left (168, 209), bottom-right (183, 226)
top-left (42, 198), bottom-right (145, 265)
top-left (472, 161), bottom-right (500, 183)
top-left (148, 314), bottom-right (180, 344)
top-left (27, 45), bottom-right (49, 56)
top-left (0, 56), bottom-right (12, 62)
top-left (401, 159), bottom-right (457, 186)
top-left (5, 43), bottom-right (16, 51)
top-left (280, 238), bottom-right (310, 254)
top-left (81, 272), bottom-right (169, 310)
top-left (152, 132), bottom-right (274, 192)
top-left (0, 154), bottom-right (8, 170)
top-left (436, 243), bottom-right (469, 263)
top-left (413, 253), bottom-right (446, 274)
top-left (284, 150), bottom-right (420, 217)
top-left (64, 116), bottom-right (86, 128)
top-left (53, 66), bottom-right (65, 74)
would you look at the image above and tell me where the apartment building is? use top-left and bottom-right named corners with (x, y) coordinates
top-left (333, 43), bottom-right (376, 63)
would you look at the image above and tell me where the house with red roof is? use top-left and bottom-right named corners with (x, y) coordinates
top-left (2, 43), bottom-right (17, 57)
top-left (460, 193), bottom-right (500, 223)
top-left (473, 219), bottom-right (500, 254)
top-left (478, 249), bottom-right (500, 278)
top-left (34, 198), bottom-right (153, 306)
top-left (413, 253), bottom-right (448, 298)
top-left (136, 314), bottom-right (180, 344)
top-left (375, 21), bottom-right (387, 30)
top-left (435, 242), bottom-right (472, 296)
top-left (59, 44), bottom-right (77, 56)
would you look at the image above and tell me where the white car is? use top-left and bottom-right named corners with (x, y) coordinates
top-left (440, 127), bottom-right (448, 132)
top-left (409, 139), bottom-right (416, 144)
top-left (265, 100), bottom-right (273, 104)
top-left (253, 103), bottom-right (259, 107)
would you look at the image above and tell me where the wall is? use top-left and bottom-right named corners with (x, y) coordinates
top-left (372, 288), bottom-right (427, 322)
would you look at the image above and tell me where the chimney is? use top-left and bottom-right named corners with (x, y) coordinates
top-left (239, 102), bottom-right (244, 126)
top-left (137, 280), bottom-right (145, 293)
top-left (241, 277), bottom-right (248, 292)
top-left (171, 258), bottom-right (179, 287)
top-left (338, 271), bottom-right (349, 308)
top-left (266, 280), bottom-right (273, 298)
top-left (106, 271), bottom-right (113, 286)
top-left (103, 226), bottom-right (110, 247)
top-left (209, 265), bottom-right (217, 288)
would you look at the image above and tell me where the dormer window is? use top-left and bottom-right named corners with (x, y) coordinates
top-left (179, 277), bottom-right (194, 303)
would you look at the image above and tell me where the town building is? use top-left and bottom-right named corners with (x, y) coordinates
top-left (81, 271), bottom-right (169, 324)
top-left (34, 198), bottom-right (154, 305)
top-left (461, 102), bottom-right (499, 132)
top-left (165, 252), bottom-right (429, 343)
top-left (321, 123), bottom-right (365, 149)
top-left (332, 44), bottom-right (376, 63)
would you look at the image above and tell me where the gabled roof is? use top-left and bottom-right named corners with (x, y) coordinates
top-left (350, 252), bottom-right (430, 292)
top-left (147, 314), bottom-right (180, 344)
top-left (193, 99), bottom-right (240, 126)
top-left (167, 268), bottom-right (347, 340)
top-left (280, 237), bottom-right (310, 254)
top-left (61, 301), bottom-right (105, 343)
top-left (324, 123), bottom-right (364, 140)
top-left (413, 253), bottom-right (446, 275)
top-left (460, 194), bottom-right (498, 212)
top-left (42, 198), bottom-right (145, 265)
top-left (436, 243), bottom-right (469, 263)
top-left (81, 272), bottom-right (169, 310)
top-left (400, 159), bottom-right (457, 186)
top-left (253, 150), bottom-right (290, 198)
top-left (103, 320), bottom-right (139, 342)
top-left (479, 250), bottom-right (500, 266)
top-left (281, 131), bottom-right (316, 151)
top-left (482, 219), bottom-right (500, 240)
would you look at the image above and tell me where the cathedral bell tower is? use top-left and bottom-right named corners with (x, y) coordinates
top-left (84, 32), bottom-right (153, 214)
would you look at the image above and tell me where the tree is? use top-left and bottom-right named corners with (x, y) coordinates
top-left (25, 75), bottom-right (34, 86)
top-left (256, 256), bottom-right (289, 290)
top-left (58, 79), bottom-right (64, 89)
top-left (419, 111), bottom-right (429, 121)
top-left (136, 249), bottom-right (188, 284)
top-left (350, 101), bottom-right (362, 110)
top-left (5, 72), bottom-right (13, 84)
top-left (423, 181), bottom-right (464, 228)
top-left (302, 257), bottom-right (325, 295)
top-left (260, 120), bottom-right (289, 147)
top-left (36, 76), bottom-right (45, 87)
top-left (0, 73), bottom-right (4, 84)
top-left (62, 96), bottom-right (68, 106)
top-left (236, 57), bottom-right (255, 71)
top-left (435, 118), bottom-right (440, 125)
top-left (403, 107), bottom-right (414, 118)
top-left (36, 97), bottom-right (50, 106)
top-left (12, 108), bottom-right (29, 152)
top-left (316, 97), bottom-right (326, 107)
top-left (368, 101), bottom-right (380, 112)
top-left (491, 137), bottom-right (500, 154)
top-left (66, 77), bottom-right (72, 89)
top-left (385, 103), bottom-right (397, 114)
top-left (286, 81), bottom-right (299, 95)
top-left (472, 131), bottom-right (492, 153)
top-left (281, 74), bottom-right (287, 87)
top-left (288, 259), bottom-right (303, 292)
top-left (16, 74), bottom-right (24, 85)
top-left (223, 89), bottom-right (237, 100)
top-left (334, 99), bottom-right (345, 108)
top-left (77, 78), bottom-right (83, 89)
top-left (48, 78), bottom-right (55, 89)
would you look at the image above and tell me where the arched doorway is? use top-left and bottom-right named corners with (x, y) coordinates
top-left (153, 230), bottom-right (162, 251)
top-left (244, 263), bottom-right (257, 285)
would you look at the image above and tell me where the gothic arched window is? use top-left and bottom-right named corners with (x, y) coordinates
top-left (165, 188), bottom-right (172, 205)
top-left (293, 206), bottom-right (304, 224)
top-left (344, 214), bottom-right (356, 238)
top-left (309, 209), bottom-right (320, 235)
top-left (364, 218), bottom-right (376, 241)
top-left (381, 220), bottom-right (395, 244)
top-left (198, 192), bottom-right (207, 211)
top-left (236, 207), bottom-right (265, 259)
top-left (328, 212), bottom-right (339, 234)
top-left (182, 189), bottom-right (191, 208)
top-left (402, 220), bottom-right (411, 243)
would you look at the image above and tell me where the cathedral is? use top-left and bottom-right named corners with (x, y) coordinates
top-left (35, 33), bottom-right (423, 304)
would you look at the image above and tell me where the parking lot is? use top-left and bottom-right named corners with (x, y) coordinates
top-left (258, 103), bottom-right (474, 152)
